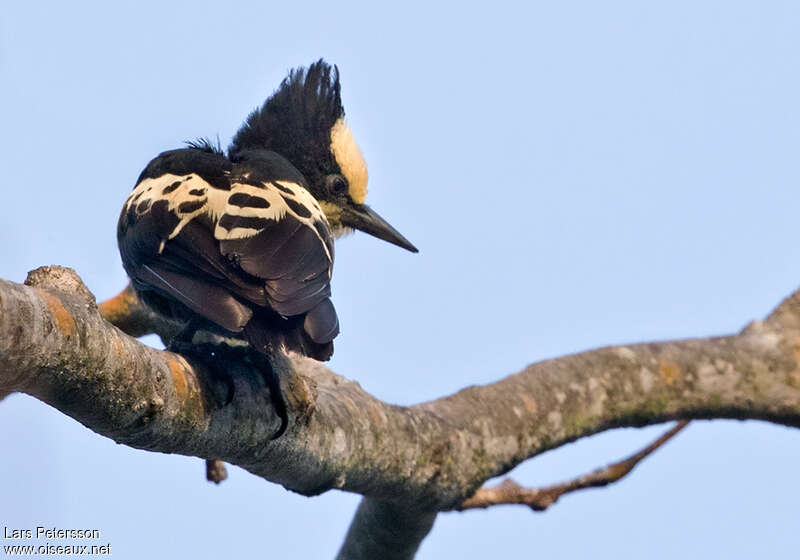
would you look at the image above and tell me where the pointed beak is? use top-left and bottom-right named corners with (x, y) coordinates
top-left (341, 203), bottom-right (419, 253)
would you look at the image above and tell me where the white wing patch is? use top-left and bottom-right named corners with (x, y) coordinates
top-left (214, 180), bottom-right (332, 262)
top-left (125, 173), bottom-right (229, 252)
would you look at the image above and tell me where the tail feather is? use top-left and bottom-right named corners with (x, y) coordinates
top-left (240, 304), bottom-right (337, 438)
top-left (303, 298), bottom-right (339, 344)
top-left (243, 313), bottom-right (334, 361)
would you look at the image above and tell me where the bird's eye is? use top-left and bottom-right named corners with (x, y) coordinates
top-left (326, 174), bottom-right (348, 196)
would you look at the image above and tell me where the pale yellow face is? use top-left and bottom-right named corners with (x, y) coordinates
top-left (318, 200), bottom-right (351, 237)
top-left (329, 117), bottom-right (368, 204)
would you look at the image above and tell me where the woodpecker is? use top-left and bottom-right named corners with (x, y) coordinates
top-left (117, 60), bottom-right (416, 430)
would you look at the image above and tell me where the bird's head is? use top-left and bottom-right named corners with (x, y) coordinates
top-left (229, 59), bottom-right (417, 253)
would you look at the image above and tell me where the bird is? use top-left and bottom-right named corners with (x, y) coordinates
top-left (117, 59), bottom-right (417, 434)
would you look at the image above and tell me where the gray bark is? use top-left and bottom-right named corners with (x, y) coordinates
top-left (2, 266), bottom-right (800, 558)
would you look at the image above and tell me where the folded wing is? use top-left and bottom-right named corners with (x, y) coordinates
top-left (117, 148), bottom-right (339, 358)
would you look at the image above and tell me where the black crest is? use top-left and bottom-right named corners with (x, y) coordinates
top-left (186, 136), bottom-right (224, 155)
top-left (229, 59), bottom-right (344, 189)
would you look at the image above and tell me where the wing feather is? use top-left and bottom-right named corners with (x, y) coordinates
top-left (117, 148), bottom-right (339, 355)
top-left (216, 179), bottom-right (335, 319)
top-left (137, 263), bottom-right (253, 332)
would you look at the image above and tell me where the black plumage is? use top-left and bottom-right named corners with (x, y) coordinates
top-left (117, 59), bottom-right (418, 437)
top-left (118, 147), bottom-right (338, 361)
top-left (230, 61), bottom-right (344, 195)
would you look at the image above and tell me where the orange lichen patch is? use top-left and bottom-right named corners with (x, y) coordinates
top-left (658, 361), bottom-right (680, 385)
top-left (519, 394), bottom-right (538, 414)
top-left (98, 286), bottom-right (137, 324)
top-left (38, 290), bottom-right (76, 337)
top-left (167, 357), bottom-right (207, 417)
top-left (169, 357), bottom-right (189, 401)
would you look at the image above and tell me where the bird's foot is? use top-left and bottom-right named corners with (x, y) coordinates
top-left (167, 340), bottom-right (288, 438)
top-left (239, 347), bottom-right (289, 439)
top-left (168, 340), bottom-right (236, 407)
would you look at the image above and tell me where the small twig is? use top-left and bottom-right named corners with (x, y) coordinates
top-left (98, 284), bottom-right (180, 343)
top-left (458, 420), bottom-right (690, 511)
top-left (206, 459), bottom-right (228, 484)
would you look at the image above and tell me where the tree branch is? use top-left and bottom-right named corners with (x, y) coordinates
top-left (458, 420), bottom-right (689, 511)
top-left (98, 284), bottom-right (180, 343)
top-left (336, 499), bottom-right (437, 560)
top-left (3, 266), bottom-right (800, 557)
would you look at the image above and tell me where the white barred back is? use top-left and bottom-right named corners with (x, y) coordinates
top-left (124, 173), bottom-right (229, 248)
top-left (214, 180), bottom-right (332, 263)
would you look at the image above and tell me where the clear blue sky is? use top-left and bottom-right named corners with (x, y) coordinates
top-left (2, 1), bottom-right (799, 558)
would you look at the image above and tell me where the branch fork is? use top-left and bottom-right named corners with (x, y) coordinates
top-left (3, 266), bottom-right (800, 559)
